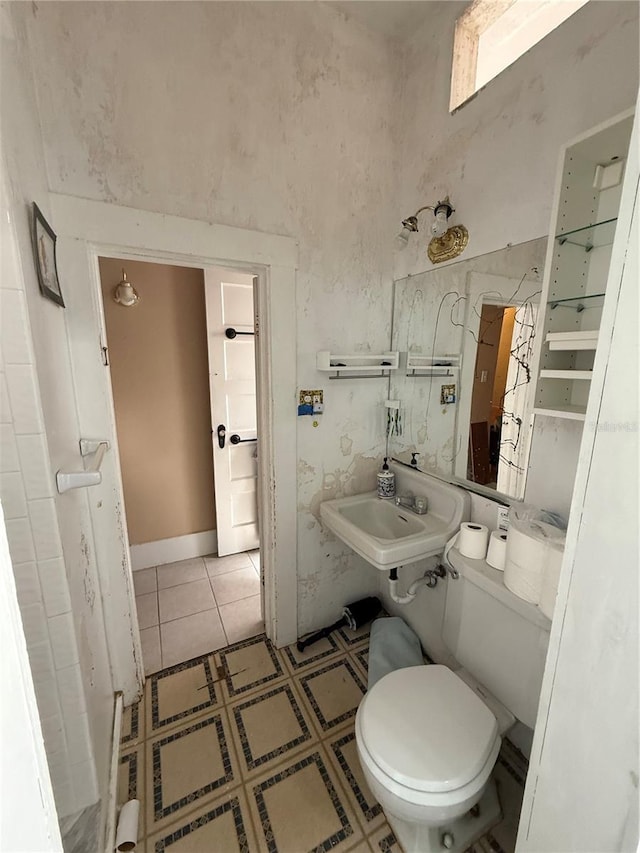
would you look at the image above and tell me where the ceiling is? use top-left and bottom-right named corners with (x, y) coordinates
top-left (326, 1), bottom-right (438, 40)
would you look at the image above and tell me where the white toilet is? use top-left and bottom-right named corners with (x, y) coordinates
top-left (355, 549), bottom-right (552, 853)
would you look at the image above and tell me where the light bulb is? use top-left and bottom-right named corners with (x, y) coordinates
top-left (431, 208), bottom-right (449, 237)
top-left (395, 226), bottom-right (411, 249)
top-left (113, 273), bottom-right (140, 307)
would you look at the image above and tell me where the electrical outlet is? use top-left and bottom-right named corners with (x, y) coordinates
top-left (298, 389), bottom-right (324, 417)
top-left (497, 506), bottom-right (510, 531)
top-left (441, 384), bottom-right (456, 405)
top-left (299, 389), bottom-right (323, 406)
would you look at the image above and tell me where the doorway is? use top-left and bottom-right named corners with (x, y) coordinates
top-left (98, 258), bottom-right (263, 674)
top-left (468, 303), bottom-right (516, 487)
top-left (52, 194), bottom-right (298, 702)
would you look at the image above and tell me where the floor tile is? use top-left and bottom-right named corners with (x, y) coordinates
top-left (156, 558), bottom-right (206, 590)
top-left (248, 550), bottom-right (260, 573)
top-left (146, 654), bottom-right (222, 736)
top-left (158, 579), bottom-right (215, 623)
top-left (326, 728), bottom-right (384, 833)
top-left (281, 633), bottom-right (342, 675)
top-left (121, 696), bottom-right (146, 746)
top-left (350, 647), bottom-right (369, 683)
top-left (336, 621), bottom-right (373, 650)
top-left (210, 567), bottom-right (260, 605)
top-left (140, 626), bottom-right (162, 676)
top-left (133, 567), bottom-right (157, 596)
top-left (489, 742), bottom-right (528, 852)
top-left (205, 552), bottom-right (253, 577)
top-left (227, 682), bottom-right (317, 778)
top-left (367, 823), bottom-right (400, 852)
top-left (146, 709), bottom-right (240, 832)
top-left (217, 635), bottom-right (286, 701)
top-left (146, 787), bottom-right (257, 853)
top-left (136, 592), bottom-right (159, 630)
top-left (247, 743), bottom-right (363, 853)
top-left (161, 609), bottom-right (227, 669)
top-left (219, 594), bottom-right (263, 645)
top-left (297, 658), bottom-right (367, 735)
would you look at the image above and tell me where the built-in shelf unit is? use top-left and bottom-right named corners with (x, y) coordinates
top-left (533, 113), bottom-right (634, 421)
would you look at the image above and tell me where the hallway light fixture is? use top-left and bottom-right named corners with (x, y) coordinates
top-left (113, 269), bottom-right (140, 307)
top-left (396, 196), bottom-right (469, 263)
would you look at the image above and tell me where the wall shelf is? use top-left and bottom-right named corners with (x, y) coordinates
top-left (546, 330), bottom-right (598, 351)
top-left (555, 217), bottom-right (617, 251)
top-left (533, 405), bottom-right (587, 421)
top-left (549, 292), bottom-right (605, 311)
top-left (540, 369), bottom-right (593, 381)
top-left (316, 350), bottom-right (399, 377)
top-left (405, 353), bottom-right (460, 377)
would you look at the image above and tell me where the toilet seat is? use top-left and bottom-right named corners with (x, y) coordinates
top-left (358, 665), bottom-right (500, 795)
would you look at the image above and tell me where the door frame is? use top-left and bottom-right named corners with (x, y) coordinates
top-left (50, 194), bottom-right (298, 701)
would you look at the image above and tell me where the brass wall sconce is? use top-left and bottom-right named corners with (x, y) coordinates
top-left (396, 197), bottom-right (469, 263)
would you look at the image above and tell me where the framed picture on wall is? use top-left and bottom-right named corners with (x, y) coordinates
top-left (32, 202), bottom-right (64, 307)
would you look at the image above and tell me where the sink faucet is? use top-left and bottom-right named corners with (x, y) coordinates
top-left (395, 494), bottom-right (428, 515)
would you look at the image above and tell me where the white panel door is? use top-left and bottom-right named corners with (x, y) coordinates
top-left (205, 267), bottom-right (259, 557)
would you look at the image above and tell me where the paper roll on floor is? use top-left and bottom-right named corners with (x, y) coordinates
top-left (457, 522), bottom-right (489, 560)
top-left (115, 799), bottom-right (140, 852)
top-left (486, 530), bottom-right (508, 571)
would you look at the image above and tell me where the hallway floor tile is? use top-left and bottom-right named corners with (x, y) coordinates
top-left (133, 552), bottom-right (265, 674)
top-left (119, 631), bottom-right (527, 853)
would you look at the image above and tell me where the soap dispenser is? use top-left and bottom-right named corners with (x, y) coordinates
top-left (377, 457), bottom-right (395, 500)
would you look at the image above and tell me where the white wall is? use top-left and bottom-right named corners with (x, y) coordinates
top-left (0, 502), bottom-right (62, 853)
top-left (1, 7), bottom-right (114, 819)
top-left (15, 0), bottom-right (400, 635)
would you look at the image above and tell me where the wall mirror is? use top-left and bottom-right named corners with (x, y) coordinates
top-left (388, 238), bottom-right (547, 501)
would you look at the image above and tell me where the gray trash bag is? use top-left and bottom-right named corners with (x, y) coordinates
top-left (367, 616), bottom-right (424, 691)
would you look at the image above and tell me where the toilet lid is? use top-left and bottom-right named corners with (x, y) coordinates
top-left (360, 665), bottom-right (499, 793)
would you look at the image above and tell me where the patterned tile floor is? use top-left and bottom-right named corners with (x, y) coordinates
top-left (118, 626), bottom-right (529, 853)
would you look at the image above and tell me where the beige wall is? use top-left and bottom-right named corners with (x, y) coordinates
top-left (99, 259), bottom-right (215, 545)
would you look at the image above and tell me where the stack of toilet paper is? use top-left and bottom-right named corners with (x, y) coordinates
top-left (504, 506), bottom-right (565, 616)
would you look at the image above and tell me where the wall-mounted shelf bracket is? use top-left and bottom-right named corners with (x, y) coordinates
top-left (56, 439), bottom-right (110, 494)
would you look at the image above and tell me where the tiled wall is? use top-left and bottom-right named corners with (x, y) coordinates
top-left (0, 199), bottom-right (97, 817)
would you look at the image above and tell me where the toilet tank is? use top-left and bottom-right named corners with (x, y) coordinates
top-left (443, 548), bottom-right (551, 729)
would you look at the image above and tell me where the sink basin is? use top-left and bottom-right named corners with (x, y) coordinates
top-left (320, 465), bottom-right (470, 571)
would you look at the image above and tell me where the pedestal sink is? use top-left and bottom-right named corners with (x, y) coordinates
top-left (320, 463), bottom-right (470, 570)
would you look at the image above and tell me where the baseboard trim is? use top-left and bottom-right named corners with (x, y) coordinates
top-left (130, 530), bottom-right (217, 570)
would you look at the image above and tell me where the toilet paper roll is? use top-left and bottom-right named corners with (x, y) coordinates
top-left (115, 799), bottom-right (140, 852)
top-left (486, 530), bottom-right (508, 571)
top-left (504, 520), bottom-right (564, 605)
top-left (539, 545), bottom-right (564, 620)
top-left (457, 522), bottom-right (489, 560)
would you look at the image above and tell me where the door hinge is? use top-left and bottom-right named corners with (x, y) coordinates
top-left (101, 345), bottom-right (109, 366)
